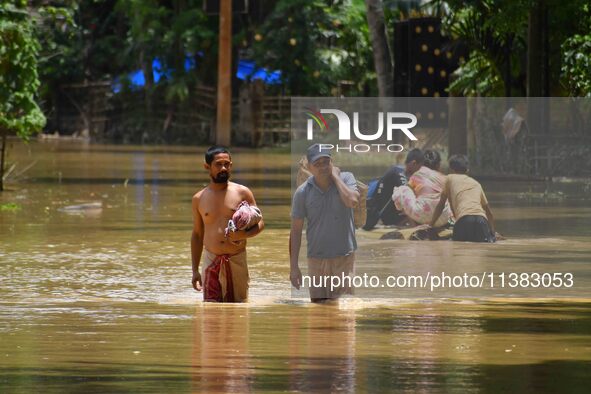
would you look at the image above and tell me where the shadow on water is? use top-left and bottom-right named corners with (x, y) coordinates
top-left (1, 360), bottom-right (589, 393)
top-left (356, 310), bottom-right (591, 334)
top-left (496, 216), bottom-right (591, 237)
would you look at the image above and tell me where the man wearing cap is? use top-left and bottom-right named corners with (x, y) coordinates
top-left (289, 144), bottom-right (360, 302)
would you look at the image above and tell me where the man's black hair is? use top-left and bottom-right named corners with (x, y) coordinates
top-left (205, 146), bottom-right (231, 165)
top-left (423, 149), bottom-right (441, 170)
top-left (405, 148), bottom-right (424, 164)
top-left (448, 154), bottom-right (469, 173)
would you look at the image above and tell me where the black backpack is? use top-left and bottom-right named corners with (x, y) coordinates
top-left (363, 165), bottom-right (407, 230)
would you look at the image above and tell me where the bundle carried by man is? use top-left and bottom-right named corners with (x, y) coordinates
top-left (224, 201), bottom-right (262, 242)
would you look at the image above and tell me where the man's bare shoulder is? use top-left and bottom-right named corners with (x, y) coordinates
top-left (228, 181), bottom-right (253, 195)
top-left (192, 187), bottom-right (208, 204)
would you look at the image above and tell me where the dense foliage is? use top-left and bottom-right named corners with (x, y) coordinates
top-left (0, 1), bottom-right (46, 138)
top-left (434, 0), bottom-right (591, 97)
top-left (13, 0), bottom-right (591, 102)
top-left (1, 0), bottom-right (590, 145)
top-left (1, 1), bottom-right (46, 190)
top-left (561, 4), bottom-right (591, 97)
top-left (251, 0), bottom-right (374, 95)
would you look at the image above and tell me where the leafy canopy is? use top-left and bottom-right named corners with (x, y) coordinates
top-left (0, 1), bottom-right (46, 137)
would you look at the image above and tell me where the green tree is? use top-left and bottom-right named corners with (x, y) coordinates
top-left (0, 1), bottom-right (46, 191)
top-left (434, 0), bottom-right (530, 96)
top-left (113, 0), bottom-right (214, 140)
top-left (561, 4), bottom-right (591, 96)
top-left (434, 0), bottom-right (591, 97)
top-left (115, 0), bottom-right (213, 100)
top-left (32, 0), bottom-right (131, 137)
top-left (252, 0), bottom-right (374, 96)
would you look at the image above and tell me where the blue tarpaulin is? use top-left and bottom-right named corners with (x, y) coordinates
top-left (236, 60), bottom-right (282, 84)
top-left (113, 56), bottom-right (281, 93)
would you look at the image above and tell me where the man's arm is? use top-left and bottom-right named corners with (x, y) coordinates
top-left (484, 204), bottom-right (495, 233)
top-left (480, 189), bottom-right (496, 234)
top-left (191, 194), bottom-right (204, 291)
top-left (289, 218), bottom-right (304, 289)
top-left (228, 186), bottom-right (265, 242)
top-left (429, 192), bottom-right (448, 227)
top-left (331, 167), bottom-right (360, 208)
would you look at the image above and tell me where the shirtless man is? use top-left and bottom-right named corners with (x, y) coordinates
top-left (191, 146), bottom-right (264, 302)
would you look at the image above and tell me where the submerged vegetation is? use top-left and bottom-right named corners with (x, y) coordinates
top-left (0, 202), bottom-right (21, 211)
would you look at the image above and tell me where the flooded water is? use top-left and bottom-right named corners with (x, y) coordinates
top-left (1, 139), bottom-right (590, 393)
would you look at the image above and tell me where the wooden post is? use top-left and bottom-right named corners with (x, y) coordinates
top-left (216, 0), bottom-right (232, 146)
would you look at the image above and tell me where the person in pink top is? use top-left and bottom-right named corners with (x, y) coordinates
top-left (392, 149), bottom-right (453, 227)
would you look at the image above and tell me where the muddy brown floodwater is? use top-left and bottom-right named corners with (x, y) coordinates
top-left (1, 140), bottom-right (590, 393)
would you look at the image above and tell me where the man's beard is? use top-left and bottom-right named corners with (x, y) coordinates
top-left (212, 172), bottom-right (229, 183)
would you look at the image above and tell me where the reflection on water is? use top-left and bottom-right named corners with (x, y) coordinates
top-left (192, 306), bottom-right (254, 393)
top-left (1, 140), bottom-right (590, 392)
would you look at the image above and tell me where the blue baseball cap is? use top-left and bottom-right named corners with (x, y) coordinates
top-left (306, 144), bottom-right (331, 164)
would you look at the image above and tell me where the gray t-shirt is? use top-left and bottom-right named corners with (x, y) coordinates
top-left (291, 172), bottom-right (357, 259)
